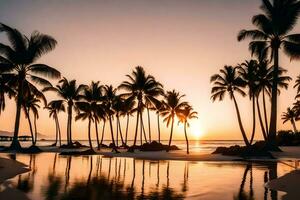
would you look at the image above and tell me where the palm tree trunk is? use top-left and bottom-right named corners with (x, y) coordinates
top-left (269, 47), bottom-right (279, 146)
top-left (250, 97), bottom-right (256, 145)
top-left (95, 120), bottom-right (100, 150)
top-left (66, 105), bottom-right (70, 145)
top-left (109, 115), bottom-right (116, 147)
top-left (133, 111), bottom-right (139, 147)
top-left (55, 114), bottom-right (62, 147)
top-left (33, 115), bottom-right (37, 145)
top-left (69, 104), bottom-right (73, 145)
top-left (116, 116), bottom-right (119, 147)
top-left (291, 118), bottom-right (298, 133)
top-left (256, 96), bottom-right (267, 140)
top-left (140, 113), bottom-right (148, 143)
top-left (167, 116), bottom-right (175, 152)
top-left (263, 89), bottom-right (269, 135)
top-left (125, 114), bottom-right (129, 145)
top-left (100, 121), bottom-right (106, 145)
top-left (140, 112), bottom-right (143, 145)
top-left (25, 109), bottom-right (35, 146)
top-left (232, 93), bottom-right (250, 147)
top-left (11, 77), bottom-right (24, 150)
top-left (88, 118), bottom-right (93, 150)
top-left (147, 106), bottom-right (151, 143)
top-left (184, 122), bottom-right (189, 154)
top-left (157, 112), bottom-right (161, 143)
top-left (117, 116), bottom-right (125, 146)
top-left (54, 115), bottom-right (58, 146)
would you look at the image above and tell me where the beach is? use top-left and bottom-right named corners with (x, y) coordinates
top-left (0, 156), bottom-right (30, 199)
top-left (0, 144), bottom-right (300, 199)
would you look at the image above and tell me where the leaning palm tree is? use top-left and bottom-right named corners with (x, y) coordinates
top-left (119, 66), bottom-right (163, 148)
top-left (45, 100), bottom-right (65, 146)
top-left (178, 105), bottom-right (198, 154)
top-left (43, 78), bottom-right (86, 146)
top-left (282, 107), bottom-right (298, 133)
top-left (237, 0), bottom-right (300, 147)
top-left (161, 90), bottom-right (188, 151)
top-left (0, 23), bottom-right (61, 149)
top-left (238, 60), bottom-right (259, 144)
top-left (153, 100), bottom-right (165, 143)
top-left (210, 65), bottom-right (250, 147)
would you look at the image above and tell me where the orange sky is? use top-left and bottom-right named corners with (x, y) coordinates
top-left (0, 0), bottom-right (300, 140)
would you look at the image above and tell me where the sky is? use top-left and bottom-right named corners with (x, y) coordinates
top-left (0, 0), bottom-right (300, 141)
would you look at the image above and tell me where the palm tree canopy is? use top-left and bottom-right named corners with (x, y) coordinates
top-left (282, 107), bottom-right (297, 123)
top-left (0, 23), bottom-right (61, 86)
top-left (45, 100), bottom-right (65, 118)
top-left (43, 77), bottom-right (86, 103)
top-left (178, 105), bottom-right (198, 126)
top-left (160, 90), bottom-right (188, 127)
top-left (237, 0), bottom-right (300, 60)
top-left (118, 66), bottom-right (164, 109)
top-left (210, 65), bottom-right (246, 101)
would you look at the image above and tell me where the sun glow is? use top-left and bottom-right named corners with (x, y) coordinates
top-left (190, 122), bottom-right (204, 140)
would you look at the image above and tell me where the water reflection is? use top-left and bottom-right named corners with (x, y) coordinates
top-left (2, 153), bottom-right (297, 200)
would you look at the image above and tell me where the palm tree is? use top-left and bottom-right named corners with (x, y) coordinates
top-left (237, 0), bottom-right (300, 147)
top-left (119, 66), bottom-right (163, 148)
top-left (22, 85), bottom-right (45, 146)
top-left (43, 78), bottom-right (85, 146)
top-left (82, 81), bottom-right (104, 150)
top-left (0, 23), bottom-right (61, 149)
top-left (161, 90), bottom-right (188, 151)
top-left (256, 61), bottom-right (292, 140)
top-left (75, 101), bottom-right (95, 151)
top-left (210, 65), bottom-right (250, 147)
top-left (102, 85), bottom-right (117, 148)
top-left (238, 60), bottom-right (259, 144)
top-left (178, 105), bottom-right (198, 154)
top-left (282, 107), bottom-right (298, 133)
top-left (45, 100), bottom-right (65, 146)
top-left (112, 95), bottom-right (126, 147)
top-left (120, 97), bottom-right (135, 145)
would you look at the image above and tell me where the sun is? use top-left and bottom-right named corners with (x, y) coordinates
top-left (190, 123), bottom-right (204, 140)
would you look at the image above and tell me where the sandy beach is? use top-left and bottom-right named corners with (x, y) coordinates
top-left (0, 156), bottom-right (30, 199)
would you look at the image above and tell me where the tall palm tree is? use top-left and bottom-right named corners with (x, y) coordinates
top-left (0, 23), bottom-right (61, 149)
top-left (119, 66), bottom-right (163, 148)
top-left (82, 81), bottom-right (104, 150)
top-left (237, 0), bottom-right (300, 146)
top-left (238, 60), bottom-right (259, 144)
top-left (161, 90), bottom-right (188, 151)
top-left (45, 100), bottom-right (65, 146)
top-left (43, 78), bottom-right (85, 146)
top-left (282, 107), bottom-right (298, 133)
top-left (75, 101), bottom-right (95, 151)
top-left (178, 105), bottom-right (198, 154)
top-left (102, 85), bottom-right (117, 148)
top-left (211, 65), bottom-right (250, 147)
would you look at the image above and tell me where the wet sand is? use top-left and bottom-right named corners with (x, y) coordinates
top-left (0, 157), bottom-right (30, 199)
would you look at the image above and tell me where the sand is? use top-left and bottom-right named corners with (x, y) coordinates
top-left (0, 156), bottom-right (30, 200)
top-left (266, 170), bottom-right (300, 200)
